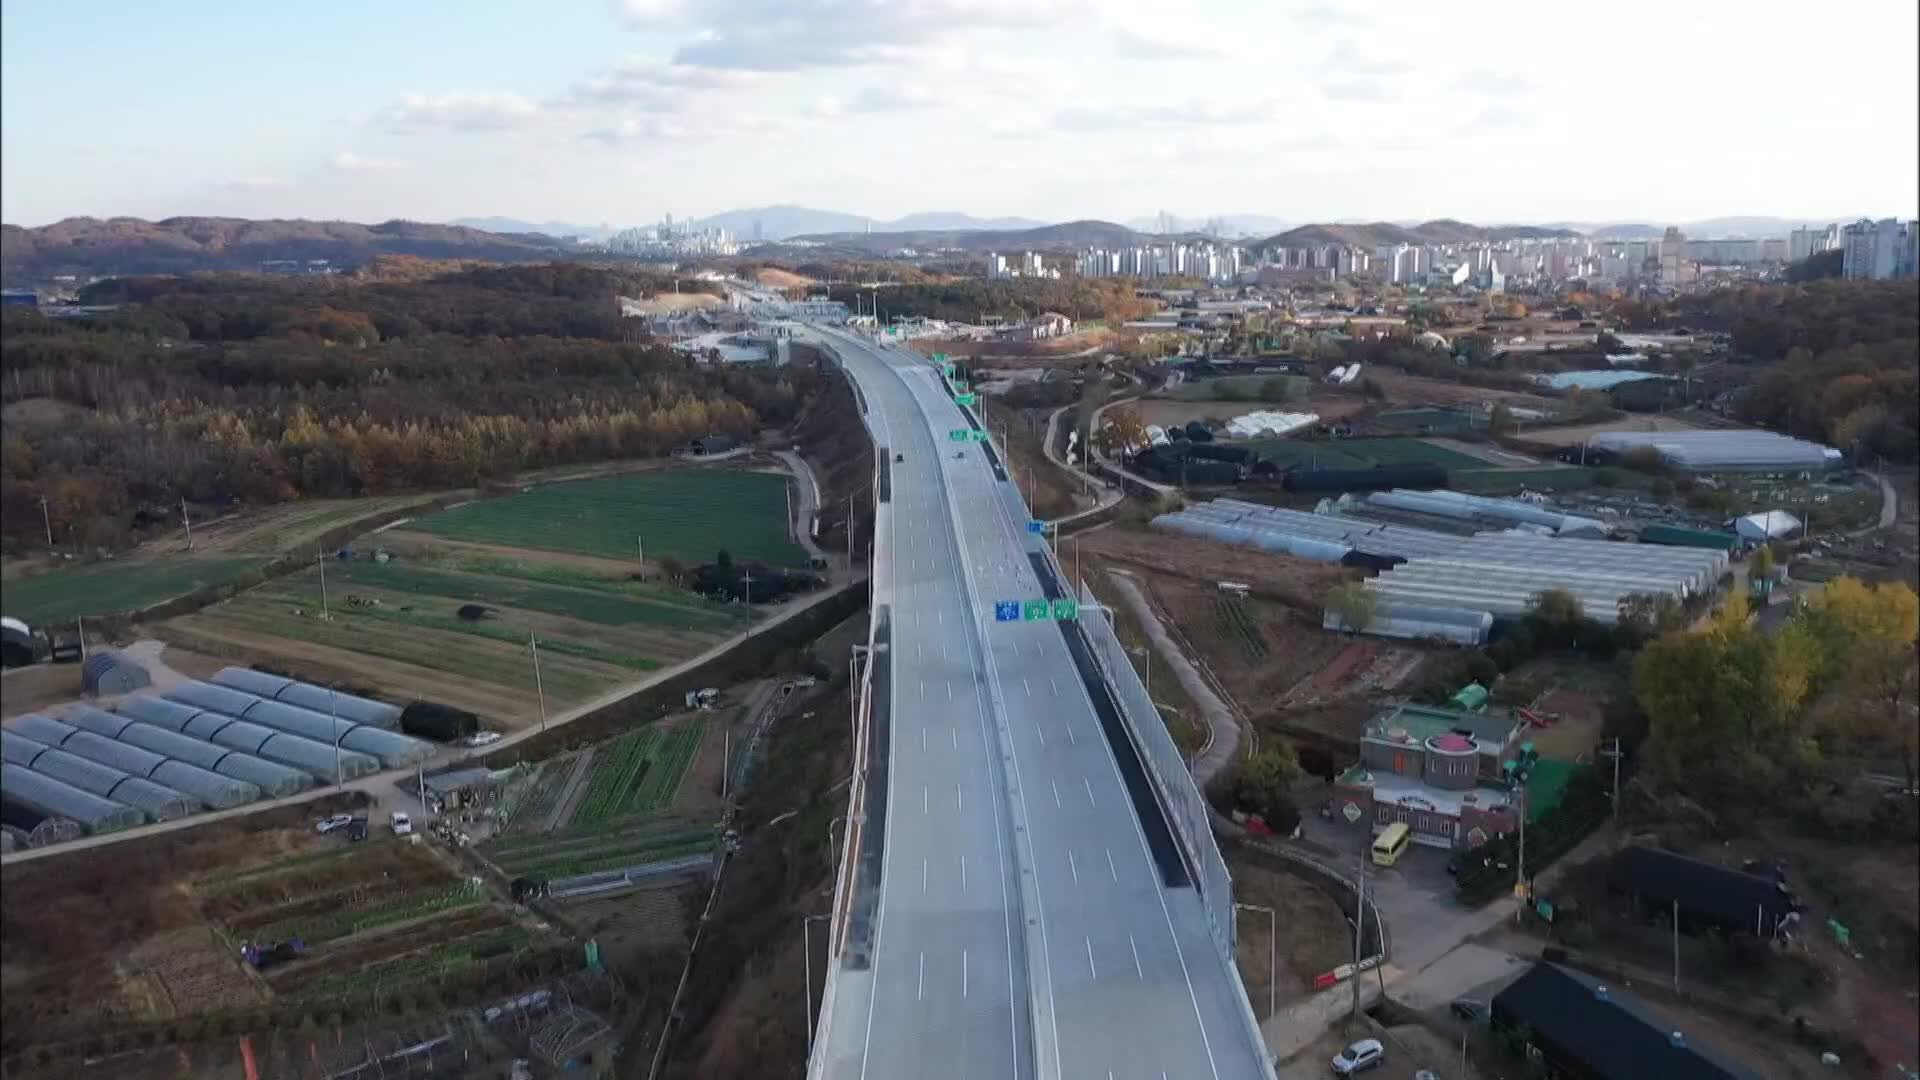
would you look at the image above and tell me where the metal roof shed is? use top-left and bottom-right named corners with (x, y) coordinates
top-left (82, 651), bottom-right (152, 696)
top-left (113, 723), bottom-right (311, 798)
top-left (1, 764), bottom-right (144, 834)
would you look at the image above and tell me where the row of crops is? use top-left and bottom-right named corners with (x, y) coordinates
top-left (251, 881), bottom-right (486, 946)
top-left (288, 926), bottom-right (536, 1002)
top-left (570, 720), bottom-right (705, 828)
top-left (1214, 595), bottom-right (1268, 662)
top-left (487, 824), bottom-right (718, 881)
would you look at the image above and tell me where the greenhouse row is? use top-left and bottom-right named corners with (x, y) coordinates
top-left (120, 693), bottom-right (382, 781)
top-left (1585, 430), bottom-right (1842, 472)
top-left (66, 705), bottom-right (311, 798)
top-left (3, 729), bottom-right (199, 821)
top-left (209, 667), bottom-right (402, 728)
top-left (1, 763), bottom-right (145, 835)
top-left (1322, 601), bottom-right (1494, 645)
top-left (1361, 489), bottom-right (1607, 538)
top-left (166, 680), bottom-right (430, 768)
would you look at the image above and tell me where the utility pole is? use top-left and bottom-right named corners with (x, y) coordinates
top-left (75, 617), bottom-right (87, 661)
top-left (181, 498), bottom-right (194, 551)
top-left (530, 631), bottom-right (548, 732)
top-left (722, 730), bottom-right (731, 801)
top-left (1351, 850), bottom-right (1367, 1019)
top-left (1601, 738), bottom-right (1623, 822)
top-left (328, 687), bottom-right (342, 788)
top-left (637, 535), bottom-right (644, 577)
top-left (39, 495), bottom-right (52, 548)
top-left (318, 548), bottom-right (331, 622)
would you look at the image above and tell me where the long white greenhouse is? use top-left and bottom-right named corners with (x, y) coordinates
top-left (58, 709), bottom-right (262, 809)
top-left (166, 680), bottom-right (430, 768)
top-left (1585, 430), bottom-right (1842, 472)
top-left (211, 667), bottom-right (402, 728)
top-left (1, 763), bottom-right (144, 835)
top-left (172, 708), bottom-right (382, 781)
top-left (1323, 601), bottom-right (1494, 645)
top-left (75, 706), bottom-right (312, 798)
top-left (0, 732), bottom-right (199, 822)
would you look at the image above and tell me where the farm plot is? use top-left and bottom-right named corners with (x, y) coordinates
top-left (409, 470), bottom-right (808, 567)
top-left (485, 821), bottom-right (718, 881)
top-left (3, 555), bottom-right (271, 623)
top-left (196, 843), bottom-right (557, 1006)
top-left (177, 495), bottom-right (452, 555)
top-left (1214, 594), bottom-right (1269, 661)
top-left (1230, 436), bottom-right (1487, 471)
top-left (570, 720), bottom-right (706, 828)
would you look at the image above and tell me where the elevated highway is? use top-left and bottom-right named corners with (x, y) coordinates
top-left (807, 328), bottom-right (1274, 1080)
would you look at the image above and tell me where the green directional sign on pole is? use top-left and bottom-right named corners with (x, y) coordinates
top-left (1023, 599), bottom-right (1050, 621)
top-left (1051, 598), bottom-right (1079, 620)
top-left (934, 352), bottom-right (948, 363)
top-left (949, 429), bottom-right (970, 442)
top-left (969, 430), bottom-right (989, 442)
top-left (956, 393), bottom-right (978, 406)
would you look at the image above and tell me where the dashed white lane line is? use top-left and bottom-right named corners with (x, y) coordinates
top-left (1038, 723), bottom-right (1047, 749)
top-left (950, 727), bottom-right (958, 749)
top-left (1050, 676), bottom-right (1059, 696)
top-left (921, 728), bottom-right (927, 751)
top-left (961, 855), bottom-right (968, 893)
top-left (1084, 778), bottom-right (1097, 808)
top-left (1106, 847), bottom-right (1119, 883)
top-left (1068, 850), bottom-right (1079, 884)
top-left (963, 949), bottom-right (969, 998)
top-left (922, 858), bottom-right (929, 893)
top-left (922, 787), bottom-right (929, 815)
top-left (956, 784), bottom-right (964, 812)
top-left (947, 681), bottom-right (954, 701)
top-left (918, 952), bottom-right (926, 1001)
top-left (1130, 933), bottom-right (1144, 980)
top-left (1023, 677), bottom-right (1031, 697)
top-left (1086, 937), bottom-right (1098, 980)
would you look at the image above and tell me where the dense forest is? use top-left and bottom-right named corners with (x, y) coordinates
top-left (0, 265), bottom-right (812, 552)
top-left (1629, 280), bottom-right (1919, 461)
top-left (823, 278), bottom-right (1160, 326)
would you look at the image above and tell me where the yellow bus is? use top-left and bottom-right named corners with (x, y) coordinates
top-left (1371, 822), bottom-right (1411, 866)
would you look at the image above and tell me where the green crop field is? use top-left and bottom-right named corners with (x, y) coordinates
top-left (570, 721), bottom-right (706, 827)
top-left (284, 560), bottom-right (741, 632)
top-left (410, 471), bottom-right (808, 567)
top-left (4, 556), bottom-right (271, 623)
top-left (1231, 437), bottom-right (1486, 471)
top-left (227, 495), bottom-right (444, 553)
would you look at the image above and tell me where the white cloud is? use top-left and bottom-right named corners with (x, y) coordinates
top-left (1052, 100), bottom-right (1273, 132)
top-left (1321, 81), bottom-right (1396, 104)
top-left (380, 92), bottom-right (541, 133)
top-left (808, 95), bottom-right (844, 118)
top-left (219, 176), bottom-right (287, 190)
top-left (611, 0), bottom-right (1086, 71)
top-left (1110, 25), bottom-right (1226, 60)
top-left (1454, 69), bottom-right (1536, 96)
top-left (561, 57), bottom-right (748, 110)
top-left (333, 151), bottom-right (402, 171)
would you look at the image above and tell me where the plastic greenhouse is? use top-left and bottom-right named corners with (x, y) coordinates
top-left (112, 723), bottom-right (311, 798)
top-left (1, 764), bottom-right (144, 835)
top-left (117, 694), bottom-right (211, 732)
top-left (56, 714), bottom-right (260, 810)
top-left (211, 667), bottom-right (402, 728)
top-left (238, 699), bottom-right (432, 768)
top-left (9, 741), bottom-right (199, 821)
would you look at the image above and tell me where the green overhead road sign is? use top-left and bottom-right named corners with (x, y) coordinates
top-left (949, 429), bottom-right (970, 442)
top-left (934, 352), bottom-right (948, 362)
top-left (956, 393), bottom-right (978, 406)
top-left (1023, 600), bottom-right (1051, 621)
top-left (1051, 598), bottom-right (1079, 620)
top-left (969, 430), bottom-right (989, 442)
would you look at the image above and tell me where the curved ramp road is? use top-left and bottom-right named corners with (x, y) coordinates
top-left (809, 329), bottom-right (1272, 1080)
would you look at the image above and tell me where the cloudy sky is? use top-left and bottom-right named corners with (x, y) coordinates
top-left (4, 0), bottom-right (1915, 228)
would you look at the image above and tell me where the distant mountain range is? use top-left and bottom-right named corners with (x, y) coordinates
top-left (448, 217), bottom-right (618, 242)
top-left (1125, 213), bottom-right (1294, 238)
top-left (1548, 216), bottom-right (1861, 239)
top-left (683, 205), bottom-right (1047, 242)
top-left (1259, 220), bottom-right (1582, 250)
top-left (1, 217), bottom-right (575, 282)
top-left (788, 219), bottom-right (1203, 253)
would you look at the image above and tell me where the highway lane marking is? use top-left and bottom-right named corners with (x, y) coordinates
top-left (950, 727), bottom-right (958, 749)
top-left (1106, 847), bottom-right (1119, 882)
top-left (1130, 934), bottom-right (1144, 980)
top-left (1084, 778), bottom-right (1097, 807)
top-left (1050, 676), bottom-right (1059, 696)
top-left (922, 787), bottom-right (929, 815)
top-left (1037, 723), bottom-right (1047, 749)
top-left (922, 858), bottom-right (928, 893)
top-left (1067, 720), bottom-right (1077, 745)
top-left (918, 681), bottom-right (925, 702)
top-left (921, 728), bottom-right (927, 751)
top-left (916, 642), bottom-right (922, 662)
top-left (960, 855), bottom-right (967, 893)
top-left (1023, 677), bottom-right (1031, 697)
top-left (1068, 850), bottom-right (1079, 884)
top-left (1051, 779), bottom-right (1062, 807)
top-left (1086, 937), bottom-right (1098, 980)
top-left (963, 949), bottom-right (969, 998)
top-left (956, 784), bottom-right (964, 812)
top-left (917, 952), bottom-right (925, 1001)
top-left (947, 681), bottom-right (954, 701)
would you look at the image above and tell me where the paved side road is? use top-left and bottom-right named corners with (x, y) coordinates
top-left (1104, 570), bottom-right (1241, 788)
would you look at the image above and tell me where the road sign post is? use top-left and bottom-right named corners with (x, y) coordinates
top-left (956, 392), bottom-right (978, 406)
top-left (1023, 600), bottom-right (1050, 621)
top-left (994, 601), bottom-right (1021, 622)
top-left (1050, 598), bottom-right (1079, 620)
top-left (949, 429), bottom-right (969, 442)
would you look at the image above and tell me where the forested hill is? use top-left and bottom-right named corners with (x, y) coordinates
top-left (0, 264), bottom-right (812, 552)
top-left (0, 216), bottom-right (576, 282)
top-left (1258, 220), bottom-right (1581, 250)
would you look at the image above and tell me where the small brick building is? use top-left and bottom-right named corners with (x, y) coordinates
top-left (1329, 703), bottom-right (1527, 851)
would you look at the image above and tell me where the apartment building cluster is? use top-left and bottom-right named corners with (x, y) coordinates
top-left (605, 213), bottom-right (741, 257)
top-left (1052, 242), bottom-right (1245, 282)
top-left (1839, 218), bottom-right (1920, 280)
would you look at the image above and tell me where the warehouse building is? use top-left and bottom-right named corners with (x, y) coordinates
top-left (1491, 963), bottom-right (1758, 1080)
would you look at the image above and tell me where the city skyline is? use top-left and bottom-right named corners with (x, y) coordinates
top-left (3, 0), bottom-right (1916, 228)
